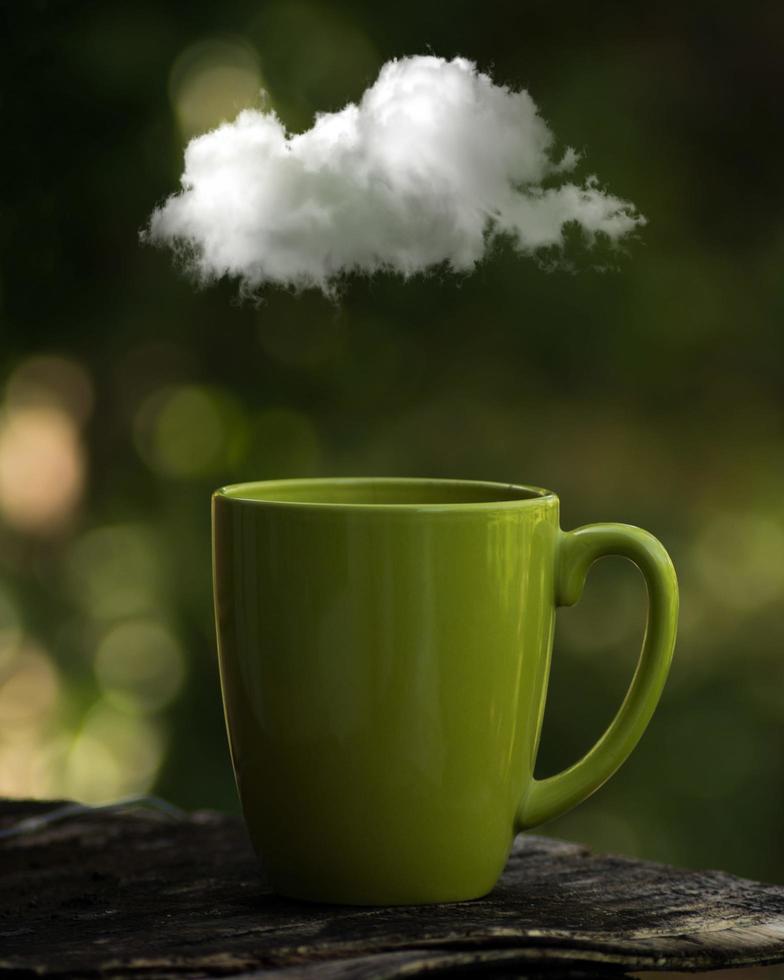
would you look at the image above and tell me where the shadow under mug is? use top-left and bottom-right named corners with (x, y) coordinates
top-left (212, 478), bottom-right (678, 905)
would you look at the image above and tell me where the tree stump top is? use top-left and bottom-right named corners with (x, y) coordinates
top-left (1, 799), bottom-right (783, 979)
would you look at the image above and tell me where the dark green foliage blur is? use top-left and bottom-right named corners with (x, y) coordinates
top-left (2, 1), bottom-right (784, 881)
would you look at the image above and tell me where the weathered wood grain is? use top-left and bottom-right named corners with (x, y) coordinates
top-left (1, 800), bottom-right (783, 979)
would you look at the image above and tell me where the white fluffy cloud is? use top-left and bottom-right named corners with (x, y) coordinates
top-left (146, 55), bottom-right (644, 293)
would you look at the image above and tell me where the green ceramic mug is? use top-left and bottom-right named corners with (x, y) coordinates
top-left (212, 478), bottom-right (678, 905)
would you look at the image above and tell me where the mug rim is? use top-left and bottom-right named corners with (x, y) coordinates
top-left (213, 477), bottom-right (557, 511)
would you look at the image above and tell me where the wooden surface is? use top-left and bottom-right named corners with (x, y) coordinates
top-left (1, 799), bottom-right (783, 979)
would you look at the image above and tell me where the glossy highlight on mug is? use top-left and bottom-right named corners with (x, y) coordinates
top-left (212, 478), bottom-right (678, 905)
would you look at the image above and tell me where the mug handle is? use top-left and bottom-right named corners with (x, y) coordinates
top-left (516, 523), bottom-right (678, 831)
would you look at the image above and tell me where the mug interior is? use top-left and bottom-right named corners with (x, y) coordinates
top-left (215, 478), bottom-right (554, 507)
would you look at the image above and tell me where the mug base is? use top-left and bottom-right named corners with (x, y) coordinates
top-left (268, 880), bottom-right (495, 906)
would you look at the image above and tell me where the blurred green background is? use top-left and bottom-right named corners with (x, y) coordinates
top-left (2, 1), bottom-right (783, 883)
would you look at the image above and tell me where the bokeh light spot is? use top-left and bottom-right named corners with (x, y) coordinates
top-left (94, 618), bottom-right (185, 714)
top-left (169, 37), bottom-right (265, 140)
top-left (0, 735), bottom-right (67, 799)
top-left (6, 355), bottom-right (94, 426)
top-left (0, 588), bottom-right (22, 673)
top-left (67, 523), bottom-right (163, 621)
top-left (248, 2), bottom-right (378, 129)
top-left (64, 701), bottom-right (165, 804)
top-left (693, 511), bottom-right (784, 612)
top-left (134, 384), bottom-right (247, 478)
top-left (0, 406), bottom-right (85, 534)
top-left (0, 642), bottom-right (60, 733)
